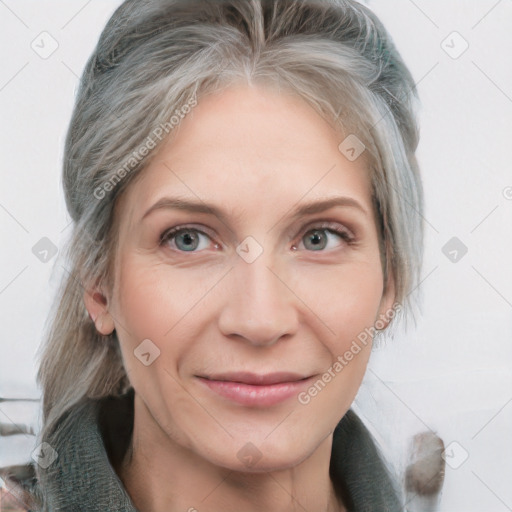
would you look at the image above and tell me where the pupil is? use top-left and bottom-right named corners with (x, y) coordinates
top-left (305, 230), bottom-right (327, 250)
top-left (178, 231), bottom-right (198, 250)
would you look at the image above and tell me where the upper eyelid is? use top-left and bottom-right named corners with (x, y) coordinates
top-left (160, 224), bottom-right (215, 241)
top-left (290, 220), bottom-right (355, 242)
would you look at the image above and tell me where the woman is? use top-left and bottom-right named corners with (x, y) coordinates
top-left (30, 0), bottom-right (424, 510)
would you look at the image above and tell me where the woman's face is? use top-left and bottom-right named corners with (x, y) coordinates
top-left (106, 83), bottom-right (395, 471)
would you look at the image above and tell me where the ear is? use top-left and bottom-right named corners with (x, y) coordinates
top-left (83, 280), bottom-right (115, 336)
top-left (376, 266), bottom-right (397, 331)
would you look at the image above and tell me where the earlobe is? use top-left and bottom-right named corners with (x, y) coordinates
top-left (95, 312), bottom-right (116, 336)
top-left (83, 286), bottom-right (115, 336)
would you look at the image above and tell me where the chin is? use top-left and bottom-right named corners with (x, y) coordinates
top-left (195, 432), bottom-right (315, 474)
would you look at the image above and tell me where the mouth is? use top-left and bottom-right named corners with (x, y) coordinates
top-left (196, 372), bottom-right (315, 407)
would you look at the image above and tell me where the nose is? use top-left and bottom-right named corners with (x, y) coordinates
top-left (217, 255), bottom-right (299, 346)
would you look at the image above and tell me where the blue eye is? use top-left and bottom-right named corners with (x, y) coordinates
top-left (161, 228), bottom-right (212, 252)
top-left (159, 223), bottom-right (353, 254)
top-left (299, 228), bottom-right (351, 251)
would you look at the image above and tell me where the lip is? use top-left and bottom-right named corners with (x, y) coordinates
top-left (196, 372), bottom-right (315, 407)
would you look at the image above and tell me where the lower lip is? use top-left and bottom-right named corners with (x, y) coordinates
top-left (197, 377), bottom-right (313, 407)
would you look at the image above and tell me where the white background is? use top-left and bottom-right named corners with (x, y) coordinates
top-left (0, 1), bottom-right (511, 510)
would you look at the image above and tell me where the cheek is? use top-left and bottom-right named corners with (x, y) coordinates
top-left (295, 263), bottom-right (383, 413)
top-left (110, 260), bottom-right (191, 416)
top-left (110, 255), bottom-right (222, 382)
top-left (113, 254), bottom-right (216, 340)
top-left (114, 266), bottom-right (172, 342)
top-left (291, 257), bottom-right (384, 345)
top-left (110, 257), bottom-right (173, 379)
top-left (289, 261), bottom-right (383, 439)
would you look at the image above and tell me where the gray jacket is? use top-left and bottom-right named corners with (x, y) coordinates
top-left (30, 389), bottom-right (402, 511)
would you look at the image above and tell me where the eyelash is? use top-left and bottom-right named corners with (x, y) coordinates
top-left (291, 221), bottom-right (355, 249)
top-left (159, 222), bottom-right (356, 252)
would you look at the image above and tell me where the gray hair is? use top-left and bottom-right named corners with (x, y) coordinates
top-left (37, 0), bottom-right (423, 442)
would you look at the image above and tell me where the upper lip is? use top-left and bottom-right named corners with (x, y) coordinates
top-left (198, 372), bottom-right (312, 386)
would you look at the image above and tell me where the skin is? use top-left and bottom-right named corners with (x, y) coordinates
top-left (84, 82), bottom-right (395, 512)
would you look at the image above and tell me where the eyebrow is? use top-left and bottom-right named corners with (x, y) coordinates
top-left (140, 195), bottom-right (368, 224)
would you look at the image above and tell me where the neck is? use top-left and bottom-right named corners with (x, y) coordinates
top-left (117, 394), bottom-right (345, 512)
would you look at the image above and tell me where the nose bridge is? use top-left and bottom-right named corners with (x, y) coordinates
top-left (218, 251), bottom-right (298, 345)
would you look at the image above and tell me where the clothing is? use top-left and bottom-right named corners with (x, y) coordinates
top-left (31, 389), bottom-right (402, 511)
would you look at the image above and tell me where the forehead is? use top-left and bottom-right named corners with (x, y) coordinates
top-left (116, 83), bottom-right (373, 226)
